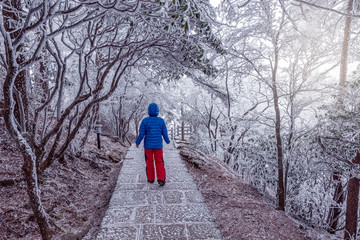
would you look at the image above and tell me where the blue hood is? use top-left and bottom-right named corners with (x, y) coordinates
top-left (148, 103), bottom-right (159, 117)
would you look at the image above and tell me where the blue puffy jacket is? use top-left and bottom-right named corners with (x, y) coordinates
top-left (136, 103), bottom-right (171, 149)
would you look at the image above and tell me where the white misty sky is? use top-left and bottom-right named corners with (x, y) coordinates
top-left (210, 0), bottom-right (221, 7)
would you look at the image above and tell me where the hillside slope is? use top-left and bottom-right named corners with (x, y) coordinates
top-left (176, 142), bottom-right (339, 240)
top-left (0, 117), bottom-right (129, 240)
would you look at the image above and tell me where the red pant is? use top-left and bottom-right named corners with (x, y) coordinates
top-left (144, 148), bottom-right (166, 182)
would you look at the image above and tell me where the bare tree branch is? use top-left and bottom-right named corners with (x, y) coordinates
top-left (318, 136), bottom-right (358, 170)
top-left (294, 0), bottom-right (360, 18)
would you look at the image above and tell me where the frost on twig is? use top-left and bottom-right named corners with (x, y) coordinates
top-left (318, 136), bottom-right (360, 177)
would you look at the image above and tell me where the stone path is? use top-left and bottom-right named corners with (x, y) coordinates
top-left (96, 143), bottom-right (222, 240)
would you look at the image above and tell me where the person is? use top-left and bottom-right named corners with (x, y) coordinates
top-left (136, 103), bottom-right (170, 186)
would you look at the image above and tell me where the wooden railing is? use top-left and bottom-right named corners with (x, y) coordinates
top-left (170, 124), bottom-right (192, 141)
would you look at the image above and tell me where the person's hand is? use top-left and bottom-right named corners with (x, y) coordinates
top-left (136, 145), bottom-right (139, 148)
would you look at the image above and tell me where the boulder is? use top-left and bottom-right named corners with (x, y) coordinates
top-left (107, 149), bottom-right (123, 163)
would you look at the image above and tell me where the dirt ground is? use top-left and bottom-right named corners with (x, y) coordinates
top-left (176, 142), bottom-right (340, 240)
top-left (0, 116), bottom-right (129, 240)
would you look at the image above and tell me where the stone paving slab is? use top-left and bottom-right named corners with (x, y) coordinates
top-left (97, 143), bottom-right (222, 240)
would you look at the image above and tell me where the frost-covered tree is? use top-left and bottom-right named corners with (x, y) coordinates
top-left (193, 0), bottom-right (355, 228)
top-left (296, 0), bottom-right (360, 237)
top-left (0, 0), bottom-right (223, 238)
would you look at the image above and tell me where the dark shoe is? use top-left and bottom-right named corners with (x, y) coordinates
top-left (148, 180), bottom-right (154, 183)
top-left (158, 180), bottom-right (165, 186)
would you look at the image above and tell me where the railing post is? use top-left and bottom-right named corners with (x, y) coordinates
top-left (95, 124), bottom-right (102, 149)
top-left (181, 120), bottom-right (185, 141)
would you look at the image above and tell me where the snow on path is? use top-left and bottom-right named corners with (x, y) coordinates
top-left (96, 143), bottom-right (222, 240)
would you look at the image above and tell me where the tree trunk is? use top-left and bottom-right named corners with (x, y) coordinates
top-left (3, 71), bottom-right (53, 239)
top-left (327, 172), bottom-right (345, 234)
top-left (272, 42), bottom-right (285, 211)
top-left (14, 68), bottom-right (28, 131)
top-left (181, 104), bottom-right (185, 141)
top-left (23, 154), bottom-right (53, 240)
top-left (339, 0), bottom-right (353, 87)
top-left (273, 79), bottom-right (285, 211)
top-left (56, 68), bottom-right (66, 121)
top-left (326, 0), bottom-right (353, 234)
top-left (3, 0), bottom-right (29, 132)
top-left (135, 117), bottom-right (140, 139)
top-left (344, 152), bottom-right (360, 240)
top-left (2, 2), bottom-right (52, 238)
top-left (79, 105), bottom-right (99, 157)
